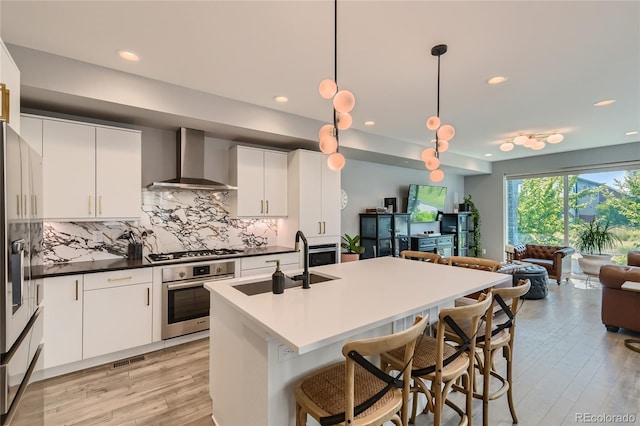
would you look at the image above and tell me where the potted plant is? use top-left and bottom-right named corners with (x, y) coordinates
top-left (575, 219), bottom-right (621, 276)
top-left (341, 233), bottom-right (365, 262)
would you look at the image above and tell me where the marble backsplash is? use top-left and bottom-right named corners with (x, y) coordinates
top-left (43, 189), bottom-right (277, 264)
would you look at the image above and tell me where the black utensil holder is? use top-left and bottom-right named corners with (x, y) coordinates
top-left (128, 243), bottom-right (143, 260)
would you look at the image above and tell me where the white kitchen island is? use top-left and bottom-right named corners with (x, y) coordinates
top-left (205, 256), bottom-right (511, 426)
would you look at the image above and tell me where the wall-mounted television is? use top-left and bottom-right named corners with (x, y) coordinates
top-left (407, 184), bottom-right (447, 222)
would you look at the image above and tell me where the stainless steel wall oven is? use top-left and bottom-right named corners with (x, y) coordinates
top-left (161, 260), bottom-right (236, 339)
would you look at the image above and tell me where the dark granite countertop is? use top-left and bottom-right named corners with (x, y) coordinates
top-left (33, 246), bottom-right (297, 279)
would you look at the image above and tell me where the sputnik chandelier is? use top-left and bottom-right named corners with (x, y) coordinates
top-left (499, 132), bottom-right (564, 152)
top-left (421, 44), bottom-right (455, 183)
top-left (318, 0), bottom-right (355, 171)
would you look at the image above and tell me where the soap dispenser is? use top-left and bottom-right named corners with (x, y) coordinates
top-left (266, 259), bottom-right (285, 294)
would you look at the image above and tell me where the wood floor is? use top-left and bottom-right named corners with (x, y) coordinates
top-left (20, 276), bottom-right (640, 425)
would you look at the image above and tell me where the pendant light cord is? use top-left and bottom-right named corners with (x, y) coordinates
top-left (435, 52), bottom-right (441, 157)
top-left (333, 0), bottom-right (339, 149)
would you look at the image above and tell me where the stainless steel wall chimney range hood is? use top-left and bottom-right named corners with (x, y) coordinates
top-left (148, 128), bottom-right (237, 191)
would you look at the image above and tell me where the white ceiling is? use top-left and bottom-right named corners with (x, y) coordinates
top-left (1, 1), bottom-right (639, 167)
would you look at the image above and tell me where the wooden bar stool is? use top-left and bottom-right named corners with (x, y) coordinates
top-left (400, 250), bottom-right (442, 264)
top-left (295, 315), bottom-right (429, 426)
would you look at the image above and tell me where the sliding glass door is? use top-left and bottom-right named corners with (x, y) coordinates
top-left (507, 168), bottom-right (640, 265)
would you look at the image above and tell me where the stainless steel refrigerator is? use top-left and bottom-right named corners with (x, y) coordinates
top-left (0, 122), bottom-right (44, 426)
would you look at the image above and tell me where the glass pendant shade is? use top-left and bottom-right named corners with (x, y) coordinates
top-left (523, 137), bottom-right (536, 148)
top-left (327, 152), bottom-right (345, 171)
top-left (437, 139), bottom-right (449, 152)
top-left (319, 79), bottom-right (337, 99)
top-left (336, 112), bottom-right (352, 130)
top-left (430, 169), bottom-right (445, 182)
top-left (319, 135), bottom-right (338, 154)
top-left (319, 124), bottom-right (334, 140)
top-left (437, 124), bottom-right (455, 141)
top-left (532, 140), bottom-right (546, 150)
top-left (547, 133), bottom-right (564, 144)
top-left (426, 116), bottom-right (441, 131)
top-left (513, 135), bottom-right (528, 145)
top-left (333, 90), bottom-right (355, 113)
top-left (500, 142), bottom-right (514, 152)
top-left (421, 147), bottom-right (436, 162)
top-left (425, 156), bottom-right (440, 170)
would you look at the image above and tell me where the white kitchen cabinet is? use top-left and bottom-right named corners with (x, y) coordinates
top-left (20, 115), bottom-right (43, 155)
top-left (41, 117), bottom-right (141, 220)
top-left (83, 269), bottom-right (152, 359)
top-left (42, 276), bottom-right (83, 369)
top-left (240, 251), bottom-right (300, 277)
top-left (0, 38), bottom-right (21, 134)
top-left (96, 127), bottom-right (142, 218)
top-left (289, 150), bottom-right (341, 238)
top-left (229, 145), bottom-right (288, 217)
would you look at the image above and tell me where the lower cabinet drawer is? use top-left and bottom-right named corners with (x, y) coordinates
top-left (84, 268), bottom-right (152, 290)
top-left (241, 252), bottom-right (300, 273)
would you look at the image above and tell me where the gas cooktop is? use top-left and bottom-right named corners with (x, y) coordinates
top-left (147, 248), bottom-right (245, 263)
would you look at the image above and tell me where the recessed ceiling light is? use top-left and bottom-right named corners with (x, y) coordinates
top-left (364, 121), bottom-right (375, 126)
top-left (485, 153), bottom-right (493, 157)
top-left (274, 96), bottom-right (288, 103)
top-left (593, 99), bottom-right (616, 107)
top-left (625, 131), bottom-right (638, 136)
top-left (116, 50), bottom-right (139, 62)
top-left (487, 76), bottom-right (508, 85)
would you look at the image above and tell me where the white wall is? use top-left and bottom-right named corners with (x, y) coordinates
top-left (340, 159), bottom-right (465, 239)
top-left (465, 142), bottom-right (640, 261)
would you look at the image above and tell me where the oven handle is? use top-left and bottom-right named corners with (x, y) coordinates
top-left (308, 244), bottom-right (339, 254)
top-left (165, 275), bottom-right (234, 290)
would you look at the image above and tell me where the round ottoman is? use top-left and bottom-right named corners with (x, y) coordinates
top-left (512, 265), bottom-right (549, 299)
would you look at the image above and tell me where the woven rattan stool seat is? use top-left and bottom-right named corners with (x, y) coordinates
top-left (299, 362), bottom-right (397, 420)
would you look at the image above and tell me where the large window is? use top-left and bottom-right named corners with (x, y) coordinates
top-left (506, 167), bottom-right (640, 265)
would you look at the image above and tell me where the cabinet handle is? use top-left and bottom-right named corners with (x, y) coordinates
top-left (35, 195), bottom-right (38, 216)
top-left (319, 222), bottom-right (322, 234)
top-left (16, 194), bottom-right (20, 216)
top-left (88, 196), bottom-right (92, 215)
top-left (108, 276), bottom-right (132, 282)
top-left (322, 222), bottom-right (326, 234)
top-left (260, 200), bottom-right (264, 214)
top-left (146, 287), bottom-right (150, 306)
top-left (31, 194), bottom-right (36, 217)
top-left (36, 284), bottom-right (40, 305)
top-left (265, 200), bottom-right (269, 214)
top-left (23, 195), bottom-right (27, 217)
top-left (0, 84), bottom-right (9, 123)
top-left (99, 196), bottom-right (102, 215)
top-left (75, 279), bottom-right (79, 301)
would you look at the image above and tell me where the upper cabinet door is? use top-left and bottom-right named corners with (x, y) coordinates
top-left (263, 151), bottom-right (288, 217)
top-left (20, 116), bottom-right (43, 156)
top-left (232, 146), bottom-right (265, 217)
top-left (298, 150), bottom-right (323, 237)
top-left (42, 120), bottom-right (96, 220)
top-left (320, 157), bottom-right (341, 237)
top-left (0, 40), bottom-right (21, 134)
top-left (96, 127), bottom-right (141, 219)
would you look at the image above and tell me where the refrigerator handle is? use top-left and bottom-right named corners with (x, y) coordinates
top-left (10, 239), bottom-right (25, 307)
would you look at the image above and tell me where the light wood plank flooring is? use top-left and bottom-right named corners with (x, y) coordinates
top-left (21, 276), bottom-right (640, 425)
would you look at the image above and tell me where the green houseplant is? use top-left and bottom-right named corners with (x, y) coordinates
top-left (575, 219), bottom-right (621, 276)
top-left (463, 194), bottom-right (481, 257)
top-left (341, 233), bottom-right (365, 262)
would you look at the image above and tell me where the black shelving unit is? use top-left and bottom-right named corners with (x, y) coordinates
top-left (359, 213), bottom-right (410, 259)
top-left (441, 213), bottom-right (473, 256)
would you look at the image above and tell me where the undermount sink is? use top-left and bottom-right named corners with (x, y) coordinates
top-left (232, 273), bottom-right (337, 296)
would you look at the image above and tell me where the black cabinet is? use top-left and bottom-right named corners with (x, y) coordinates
top-left (441, 213), bottom-right (473, 256)
top-left (410, 235), bottom-right (454, 258)
top-left (359, 213), bottom-right (410, 259)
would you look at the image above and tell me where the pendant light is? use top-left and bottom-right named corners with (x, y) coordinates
top-left (318, 0), bottom-right (355, 171)
top-left (423, 44), bottom-right (455, 183)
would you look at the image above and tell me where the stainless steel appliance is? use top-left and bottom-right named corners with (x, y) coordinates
top-left (148, 248), bottom-right (244, 263)
top-left (309, 243), bottom-right (338, 267)
top-left (1, 123), bottom-right (44, 426)
top-left (161, 259), bottom-right (236, 339)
